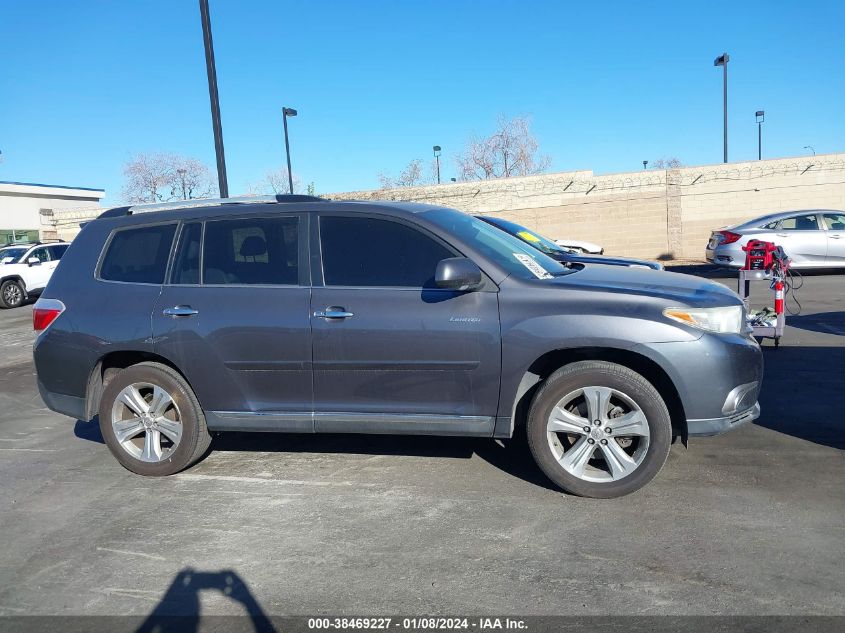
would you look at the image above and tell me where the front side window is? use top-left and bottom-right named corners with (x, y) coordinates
top-left (1, 247), bottom-right (29, 263)
top-left (779, 214), bottom-right (820, 231)
top-left (100, 224), bottom-right (177, 284)
top-left (29, 247), bottom-right (51, 263)
top-left (320, 216), bottom-right (455, 287)
top-left (822, 213), bottom-right (845, 231)
top-left (203, 217), bottom-right (299, 285)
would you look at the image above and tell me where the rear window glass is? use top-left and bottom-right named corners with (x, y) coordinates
top-left (100, 224), bottom-right (177, 284)
top-left (202, 217), bottom-right (299, 285)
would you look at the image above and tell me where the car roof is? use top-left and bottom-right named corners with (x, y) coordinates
top-left (732, 209), bottom-right (844, 229)
top-left (95, 196), bottom-right (447, 226)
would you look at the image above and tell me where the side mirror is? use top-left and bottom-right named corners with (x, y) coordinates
top-left (27, 257), bottom-right (41, 267)
top-left (435, 257), bottom-right (483, 291)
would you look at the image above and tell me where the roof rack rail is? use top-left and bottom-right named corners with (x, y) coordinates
top-left (98, 194), bottom-right (326, 219)
top-left (1, 239), bottom-right (65, 247)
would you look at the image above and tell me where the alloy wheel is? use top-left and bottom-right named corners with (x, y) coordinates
top-left (547, 386), bottom-right (651, 482)
top-left (110, 382), bottom-right (183, 463)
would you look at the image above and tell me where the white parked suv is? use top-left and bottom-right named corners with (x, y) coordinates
top-left (0, 241), bottom-right (69, 309)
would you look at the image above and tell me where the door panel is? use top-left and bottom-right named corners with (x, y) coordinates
top-left (152, 215), bottom-right (312, 417)
top-left (153, 286), bottom-right (312, 413)
top-left (25, 247), bottom-right (52, 290)
top-left (310, 286), bottom-right (501, 421)
top-left (773, 214), bottom-right (827, 265)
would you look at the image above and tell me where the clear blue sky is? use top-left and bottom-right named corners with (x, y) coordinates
top-left (1, 0), bottom-right (843, 204)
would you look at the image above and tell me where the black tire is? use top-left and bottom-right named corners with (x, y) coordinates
top-left (99, 362), bottom-right (211, 476)
top-left (0, 280), bottom-right (25, 309)
top-left (526, 361), bottom-right (672, 498)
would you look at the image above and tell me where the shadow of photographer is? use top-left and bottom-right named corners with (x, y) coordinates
top-left (136, 568), bottom-right (275, 633)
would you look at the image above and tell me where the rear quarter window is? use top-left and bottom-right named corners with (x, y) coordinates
top-left (99, 224), bottom-right (177, 284)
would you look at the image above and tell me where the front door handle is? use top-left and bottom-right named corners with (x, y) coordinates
top-left (314, 306), bottom-right (354, 319)
top-left (776, 233), bottom-right (789, 237)
top-left (163, 305), bottom-right (199, 317)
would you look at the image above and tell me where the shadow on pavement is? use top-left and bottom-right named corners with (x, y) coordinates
top-left (136, 568), bottom-right (275, 633)
top-left (785, 311), bottom-right (845, 336)
top-left (756, 346), bottom-right (845, 449)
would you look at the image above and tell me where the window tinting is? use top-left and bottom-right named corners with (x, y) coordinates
top-left (203, 217), bottom-right (298, 285)
top-left (100, 224), bottom-right (177, 284)
top-left (171, 222), bottom-right (202, 285)
top-left (779, 215), bottom-right (819, 231)
top-left (47, 244), bottom-right (69, 260)
top-left (822, 213), bottom-right (845, 231)
top-left (320, 216), bottom-right (455, 287)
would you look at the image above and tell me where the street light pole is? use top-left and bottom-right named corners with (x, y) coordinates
top-left (714, 52), bottom-right (730, 163)
top-left (282, 107), bottom-right (297, 195)
top-left (804, 145), bottom-right (816, 156)
top-left (755, 111), bottom-right (765, 160)
top-left (433, 146), bottom-right (441, 184)
top-left (199, 0), bottom-right (228, 198)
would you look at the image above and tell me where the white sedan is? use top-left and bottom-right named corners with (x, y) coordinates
top-left (553, 238), bottom-right (603, 254)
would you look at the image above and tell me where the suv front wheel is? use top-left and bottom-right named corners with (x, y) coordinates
top-left (99, 362), bottom-right (211, 476)
top-left (527, 361), bottom-right (672, 498)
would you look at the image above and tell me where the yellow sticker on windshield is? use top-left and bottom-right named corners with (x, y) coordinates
top-left (517, 230), bottom-right (541, 243)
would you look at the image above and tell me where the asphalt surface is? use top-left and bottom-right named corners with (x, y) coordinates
top-left (0, 269), bottom-right (843, 618)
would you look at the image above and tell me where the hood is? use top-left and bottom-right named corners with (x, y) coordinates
top-left (545, 264), bottom-right (741, 308)
top-left (552, 252), bottom-right (662, 270)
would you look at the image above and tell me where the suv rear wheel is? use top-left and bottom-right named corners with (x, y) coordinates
top-left (527, 361), bottom-right (672, 498)
top-left (99, 362), bottom-right (211, 476)
top-left (0, 280), bottom-right (25, 309)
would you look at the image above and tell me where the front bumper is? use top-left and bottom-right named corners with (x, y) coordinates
top-left (687, 401), bottom-right (760, 437)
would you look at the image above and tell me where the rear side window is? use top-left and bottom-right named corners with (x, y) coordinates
top-left (320, 216), bottom-right (455, 287)
top-left (203, 217), bottom-right (299, 285)
top-left (779, 214), bottom-right (819, 231)
top-left (100, 224), bottom-right (177, 284)
top-left (47, 244), bottom-right (69, 260)
top-left (171, 222), bottom-right (202, 285)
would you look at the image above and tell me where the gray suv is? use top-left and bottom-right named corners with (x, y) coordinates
top-left (33, 196), bottom-right (763, 498)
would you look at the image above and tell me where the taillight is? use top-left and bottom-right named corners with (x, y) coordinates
top-left (33, 298), bottom-right (65, 332)
top-left (719, 230), bottom-right (742, 244)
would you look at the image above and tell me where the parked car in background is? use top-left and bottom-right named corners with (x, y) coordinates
top-left (477, 216), bottom-right (663, 270)
top-left (554, 238), bottom-right (604, 254)
top-left (0, 241), bottom-right (69, 309)
top-left (33, 195), bottom-right (762, 498)
top-left (706, 209), bottom-right (845, 269)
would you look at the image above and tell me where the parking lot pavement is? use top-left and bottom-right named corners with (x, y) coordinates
top-left (0, 273), bottom-right (842, 618)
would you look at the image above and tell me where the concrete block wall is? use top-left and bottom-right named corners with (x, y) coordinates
top-left (52, 153), bottom-right (845, 261)
top-left (331, 153), bottom-right (845, 261)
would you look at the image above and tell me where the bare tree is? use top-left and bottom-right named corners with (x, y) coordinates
top-left (247, 168), bottom-right (302, 195)
top-left (122, 153), bottom-right (216, 203)
top-left (456, 115), bottom-right (551, 181)
top-left (378, 159), bottom-right (431, 189)
top-left (650, 157), bottom-right (684, 169)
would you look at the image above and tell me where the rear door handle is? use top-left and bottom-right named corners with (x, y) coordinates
top-left (163, 305), bottom-right (199, 317)
top-left (314, 306), bottom-right (354, 319)
top-left (776, 233), bottom-right (788, 237)
top-left (830, 235), bottom-right (842, 239)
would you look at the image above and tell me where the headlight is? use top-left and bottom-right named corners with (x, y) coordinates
top-left (663, 305), bottom-right (744, 334)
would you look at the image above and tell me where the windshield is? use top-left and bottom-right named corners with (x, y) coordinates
top-left (482, 217), bottom-right (569, 256)
top-left (424, 209), bottom-right (571, 280)
top-left (0, 248), bottom-right (27, 263)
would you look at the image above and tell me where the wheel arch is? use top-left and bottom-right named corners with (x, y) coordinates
top-left (85, 350), bottom-right (195, 421)
top-left (509, 347), bottom-right (687, 441)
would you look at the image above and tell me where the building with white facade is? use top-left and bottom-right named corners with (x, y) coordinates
top-left (0, 180), bottom-right (105, 245)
